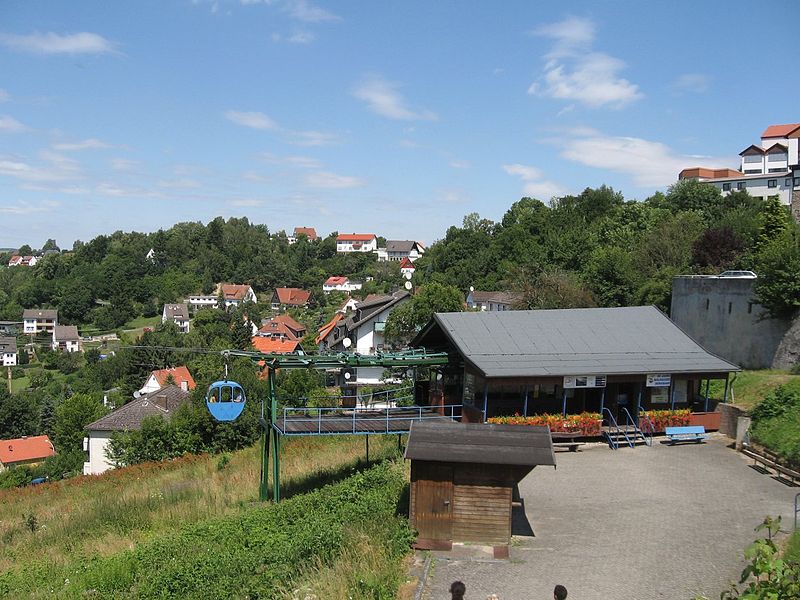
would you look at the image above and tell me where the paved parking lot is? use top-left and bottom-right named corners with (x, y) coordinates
top-left (421, 435), bottom-right (798, 600)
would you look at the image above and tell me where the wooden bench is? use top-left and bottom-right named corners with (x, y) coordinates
top-left (742, 444), bottom-right (800, 486)
top-left (665, 425), bottom-right (708, 444)
top-left (550, 431), bottom-right (584, 452)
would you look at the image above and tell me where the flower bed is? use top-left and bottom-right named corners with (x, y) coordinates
top-left (639, 409), bottom-right (691, 432)
top-left (488, 412), bottom-right (603, 436)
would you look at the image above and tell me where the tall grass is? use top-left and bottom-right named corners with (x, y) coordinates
top-left (0, 435), bottom-right (397, 573)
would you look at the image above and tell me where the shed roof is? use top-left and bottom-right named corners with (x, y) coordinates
top-left (273, 287), bottom-right (311, 305)
top-left (414, 306), bottom-right (738, 378)
top-left (86, 385), bottom-right (191, 432)
top-left (150, 366), bottom-right (196, 390)
top-left (405, 421), bottom-right (555, 467)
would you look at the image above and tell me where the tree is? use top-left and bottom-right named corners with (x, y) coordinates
top-left (692, 227), bottom-right (745, 271)
top-left (754, 224), bottom-right (800, 319)
top-left (41, 238), bottom-right (60, 253)
top-left (0, 387), bottom-right (39, 439)
top-left (661, 179), bottom-right (722, 215)
top-left (17, 244), bottom-right (33, 256)
top-left (757, 195), bottom-right (790, 251)
top-left (512, 266), bottom-right (596, 310)
top-left (385, 283), bottom-right (463, 345)
top-left (53, 393), bottom-right (107, 453)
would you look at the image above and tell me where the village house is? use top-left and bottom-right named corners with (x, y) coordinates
top-left (336, 233), bottom-right (378, 253)
top-left (0, 321), bottom-right (21, 335)
top-left (376, 240), bottom-right (425, 262)
top-left (52, 325), bottom-right (81, 353)
top-left (251, 336), bottom-right (300, 354)
top-left (323, 276), bottom-right (362, 293)
top-left (220, 284), bottom-right (258, 307)
top-left (0, 435), bottom-right (56, 472)
top-left (257, 314), bottom-right (307, 341)
top-left (319, 290), bottom-right (410, 384)
top-left (399, 257), bottom-right (416, 277)
top-left (162, 303), bottom-right (190, 333)
top-left (287, 227), bottom-right (318, 244)
top-left (0, 337), bottom-right (17, 366)
top-left (23, 308), bottom-right (58, 335)
top-left (139, 366), bottom-right (196, 396)
top-left (679, 122), bottom-right (800, 207)
top-left (83, 385), bottom-right (190, 475)
top-left (270, 287), bottom-right (311, 311)
top-left (466, 290), bottom-right (519, 312)
top-left (7, 255), bottom-right (39, 267)
top-left (187, 294), bottom-right (218, 311)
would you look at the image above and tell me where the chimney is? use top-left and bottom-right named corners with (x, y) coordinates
top-left (180, 380), bottom-right (188, 392)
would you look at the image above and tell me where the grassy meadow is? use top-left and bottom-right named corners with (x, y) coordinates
top-left (0, 435), bottom-right (406, 598)
top-left (709, 369), bottom-right (800, 410)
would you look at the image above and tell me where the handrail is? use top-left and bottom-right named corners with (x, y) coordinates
top-left (637, 406), bottom-right (655, 447)
top-left (620, 406), bottom-right (649, 447)
top-left (602, 407), bottom-right (630, 449)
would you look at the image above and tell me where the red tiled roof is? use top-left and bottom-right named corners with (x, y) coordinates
top-left (259, 315), bottom-right (307, 341)
top-left (221, 284), bottom-right (253, 300)
top-left (316, 313), bottom-right (343, 344)
top-left (274, 287), bottom-right (311, 305)
top-left (325, 276), bottom-right (348, 285)
top-left (293, 227), bottom-right (317, 240)
top-left (337, 233), bottom-right (376, 242)
top-left (272, 314), bottom-right (306, 332)
top-left (0, 435), bottom-right (56, 465)
top-left (679, 167), bottom-right (743, 180)
top-left (251, 337), bottom-right (300, 354)
top-left (152, 366), bottom-right (196, 390)
top-left (399, 257), bottom-right (415, 269)
top-left (762, 123), bottom-right (800, 138)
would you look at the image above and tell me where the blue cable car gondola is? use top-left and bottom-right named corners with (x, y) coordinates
top-left (206, 379), bottom-right (246, 422)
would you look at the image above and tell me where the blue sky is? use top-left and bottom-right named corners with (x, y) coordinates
top-left (1, 0), bottom-right (797, 249)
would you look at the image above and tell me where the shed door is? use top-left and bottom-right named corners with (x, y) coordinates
top-left (415, 464), bottom-right (453, 541)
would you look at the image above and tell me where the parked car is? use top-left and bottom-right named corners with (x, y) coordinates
top-left (719, 270), bottom-right (757, 279)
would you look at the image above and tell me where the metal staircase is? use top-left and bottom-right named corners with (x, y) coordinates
top-left (602, 407), bottom-right (651, 449)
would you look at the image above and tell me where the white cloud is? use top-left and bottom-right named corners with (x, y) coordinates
top-left (95, 182), bottom-right (160, 198)
top-left (305, 171), bottom-right (366, 189)
top-left (353, 76), bottom-right (437, 121)
top-left (111, 158), bottom-right (139, 171)
top-left (671, 73), bottom-right (710, 94)
top-left (285, 0), bottom-right (341, 23)
top-left (260, 152), bottom-right (321, 168)
top-left (557, 129), bottom-right (730, 187)
top-left (0, 200), bottom-right (60, 215)
top-left (158, 178), bottom-right (201, 189)
top-left (502, 163), bottom-right (567, 199)
top-left (52, 138), bottom-right (112, 151)
top-left (289, 31), bottom-right (315, 44)
top-left (0, 152), bottom-right (80, 183)
top-left (224, 110), bottom-right (279, 130)
top-left (231, 198), bottom-right (265, 207)
top-left (0, 31), bottom-right (117, 55)
top-left (286, 129), bottom-right (338, 146)
top-left (0, 115), bottom-right (28, 133)
top-left (449, 159), bottom-right (470, 169)
top-left (529, 17), bottom-right (642, 109)
top-left (0, 89), bottom-right (9, 102)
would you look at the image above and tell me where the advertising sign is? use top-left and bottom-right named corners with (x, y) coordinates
top-left (646, 374), bottom-right (672, 387)
top-left (563, 375), bottom-right (607, 389)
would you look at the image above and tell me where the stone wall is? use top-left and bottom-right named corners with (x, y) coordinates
top-left (718, 403), bottom-right (747, 439)
top-left (792, 189), bottom-right (800, 223)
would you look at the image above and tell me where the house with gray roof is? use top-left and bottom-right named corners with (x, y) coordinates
top-left (162, 303), bottom-right (190, 333)
top-left (23, 308), bottom-right (57, 335)
top-left (376, 240), bottom-right (425, 262)
top-left (52, 325), bottom-right (81, 353)
top-left (466, 290), bottom-right (520, 312)
top-left (83, 384), bottom-right (191, 475)
top-left (0, 337), bottom-right (17, 366)
top-left (413, 306), bottom-right (739, 424)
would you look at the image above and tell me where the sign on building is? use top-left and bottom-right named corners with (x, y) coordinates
top-left (563, 375), bottom-right (607, 388)
top-left (646, 373), bottom-right (672, 387)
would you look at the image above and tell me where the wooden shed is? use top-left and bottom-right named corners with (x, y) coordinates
top-left (405, 421), bottom-right (555, 550)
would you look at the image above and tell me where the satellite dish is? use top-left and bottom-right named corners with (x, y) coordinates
top-left (133, 390), bottom-right (141, 399)
top-left (469, 286), bottom-right (474, 292)
top-left (404, 281), bottom-right (413, 290)
top-left (436, 373), bottom-right (443, 381)
top-left (344, 371), bottom-right (352, 380)
top-left (403, 272), bottom-right (412, 280)
top-left (342, 338), bottom-right (352, 348)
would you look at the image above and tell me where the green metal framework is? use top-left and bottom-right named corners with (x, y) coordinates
top-left (233, 348), bottom-right (451, 502)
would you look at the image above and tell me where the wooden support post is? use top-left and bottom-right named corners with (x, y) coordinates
top-left (365, 435), bottom-right (370, 463)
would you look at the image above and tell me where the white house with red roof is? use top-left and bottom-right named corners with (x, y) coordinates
top-left (679, 122), bottom-right (800, 206)
top-left (8, 255), bottom-right (39, 267)
top-left (220, 284), bottom-right (257, 307)
top-left (323, 276), bottom-right (363, 293)
top-left (139, 366), bottom-right (196, 396)
top-left (287, 227), bottom-right (318, 244)
top-left (0, 435), bottom-right (56, 472)
top-left (336, 233), bottom-right (377, 253)
top-left (399, 257), bottom-right (416, 277)
top-left (270, 287), bottom-right (311, 310)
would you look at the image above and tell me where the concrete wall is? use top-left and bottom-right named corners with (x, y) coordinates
top-left (718, 403), bottom-right (747, 438)
top-left (83, 431), bottom-right (114, 475)
top-left (670, 277), bottom-right (790, 369)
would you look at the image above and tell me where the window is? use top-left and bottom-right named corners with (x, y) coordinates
top-left (786, 179), bottom-right (793, 187)
top-left (768, 179), bottom-right (777, 188)
top-left (794, 178), bottom-right (800, 187)
top-left (722, 183), bottom-right (731, 191)
top-left (728, 302), bottom-right (732, 314)
top-left (737, 182), bottom-right (746, 190)
top-left (744, 169), bottom-right (762, 174)
top-left (769, 168), bottom-right (786, 173)
top-left (767, 152), bottom-right (787, 162)
top-left (743, 154), bottom-right (762, 163)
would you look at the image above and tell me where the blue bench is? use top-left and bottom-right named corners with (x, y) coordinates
top-left (665, 425), bottom-right (708, 444)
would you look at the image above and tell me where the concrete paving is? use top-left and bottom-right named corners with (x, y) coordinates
top-left (421, 435), bottom-right (799, 600)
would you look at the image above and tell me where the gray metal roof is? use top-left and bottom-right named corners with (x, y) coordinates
top-left (405, 421), bottom-right (556, 468)
top-left (421, 306), bottom-right (739, 378)
top-left (85, 385), bottom-right (191, 431)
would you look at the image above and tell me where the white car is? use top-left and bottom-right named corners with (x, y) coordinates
top-left (719, 270), bottom-right (757, 279)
